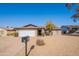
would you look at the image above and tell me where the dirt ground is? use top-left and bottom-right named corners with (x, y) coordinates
top-left (0, 36), bottom-right (25, 56)
top-left (0, 34), bottom-right (79, 56)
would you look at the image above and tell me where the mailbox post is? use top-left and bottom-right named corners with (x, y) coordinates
top-left (25, 39), bottom-right (27, 56)
top-left (22, 36), bottom-right (30, 56)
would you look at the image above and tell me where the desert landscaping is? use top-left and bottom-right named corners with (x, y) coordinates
top-left (0, 33), bottom-right (79, 56)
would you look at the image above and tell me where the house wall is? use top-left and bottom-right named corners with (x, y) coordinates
top-left (52, 30), bottom-right (61, 35)
top-left (16, 29), bottom-right (37, 37)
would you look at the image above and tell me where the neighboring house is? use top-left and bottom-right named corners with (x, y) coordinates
top-left (0, 27), bottom-right (16, 37)
top-left (71, 29), bottom-right (79, 36)
top-left (67, 25), bottom-right (79, 33)
top-left (0, 28), bottom-right (7, 37)
top-left (61, 25), bottom-right (79, 34)
top-left (14, 24), bottom-right (44, 37)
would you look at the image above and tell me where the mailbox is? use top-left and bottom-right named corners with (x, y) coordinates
top-left (21, 36), bottom-right (30, 43)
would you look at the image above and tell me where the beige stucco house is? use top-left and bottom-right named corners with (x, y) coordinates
top-left (15, 24), bottom-right (61, 37)
top-left (15, 24), bottom-right (44, 37)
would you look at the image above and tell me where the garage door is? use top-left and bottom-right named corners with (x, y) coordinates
top-left (18, 30), bottom-right (37, 37)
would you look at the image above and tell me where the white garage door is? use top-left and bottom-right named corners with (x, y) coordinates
top-left (17, 30), bottom-right (37, 37)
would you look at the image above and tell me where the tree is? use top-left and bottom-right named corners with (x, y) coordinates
top-left (45, 21), bottom-right (57, 35)
top-left (66, 3), bottom-right (79, 22)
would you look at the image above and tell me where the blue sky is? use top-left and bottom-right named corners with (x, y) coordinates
top-left (0, 3), bottom-right (79, 28)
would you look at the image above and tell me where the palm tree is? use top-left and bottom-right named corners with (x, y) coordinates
top-left (66, 3), bottom-right (79, 22)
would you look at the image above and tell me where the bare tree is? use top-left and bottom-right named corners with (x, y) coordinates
top-left (66, 3), bottom-right (79, 22)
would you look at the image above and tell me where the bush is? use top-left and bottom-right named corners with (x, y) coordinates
top-left (7, 32), bottom-right (18, 37)
top-left (14, 32), bottom-right (18, 37)
top-left (36, 39), bottom-right (45, 46)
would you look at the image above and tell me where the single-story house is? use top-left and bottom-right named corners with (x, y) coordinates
top-left (14, 24), bottom-right (61, 37)
top-left (61, 25), bottom-right (79, 34)
top-left (67, 25), bottom-right (79, 33)
top-left (14, 24), bottom-right (44, 37)
top-left (67, 25), bottom-right (79, 29)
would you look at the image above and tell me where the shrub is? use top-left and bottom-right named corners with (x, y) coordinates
top-left (14, 32), bottom-right (18, 37)
top-left (36, 39), bottom-right (45, 46)
top-left (7, 32), bottom-right (18, 37)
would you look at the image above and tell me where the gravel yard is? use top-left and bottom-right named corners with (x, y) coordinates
top-left (0, 35), bottom-right (79, 56)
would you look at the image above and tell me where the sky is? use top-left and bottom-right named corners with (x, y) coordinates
top-left (0, 3), bottom-right (79, 28)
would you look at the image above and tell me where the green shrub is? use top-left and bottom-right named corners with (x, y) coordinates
top-left (14, 32), bottom-right (18, 37)
top-left (7, 32), bottom-right (18, 37)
